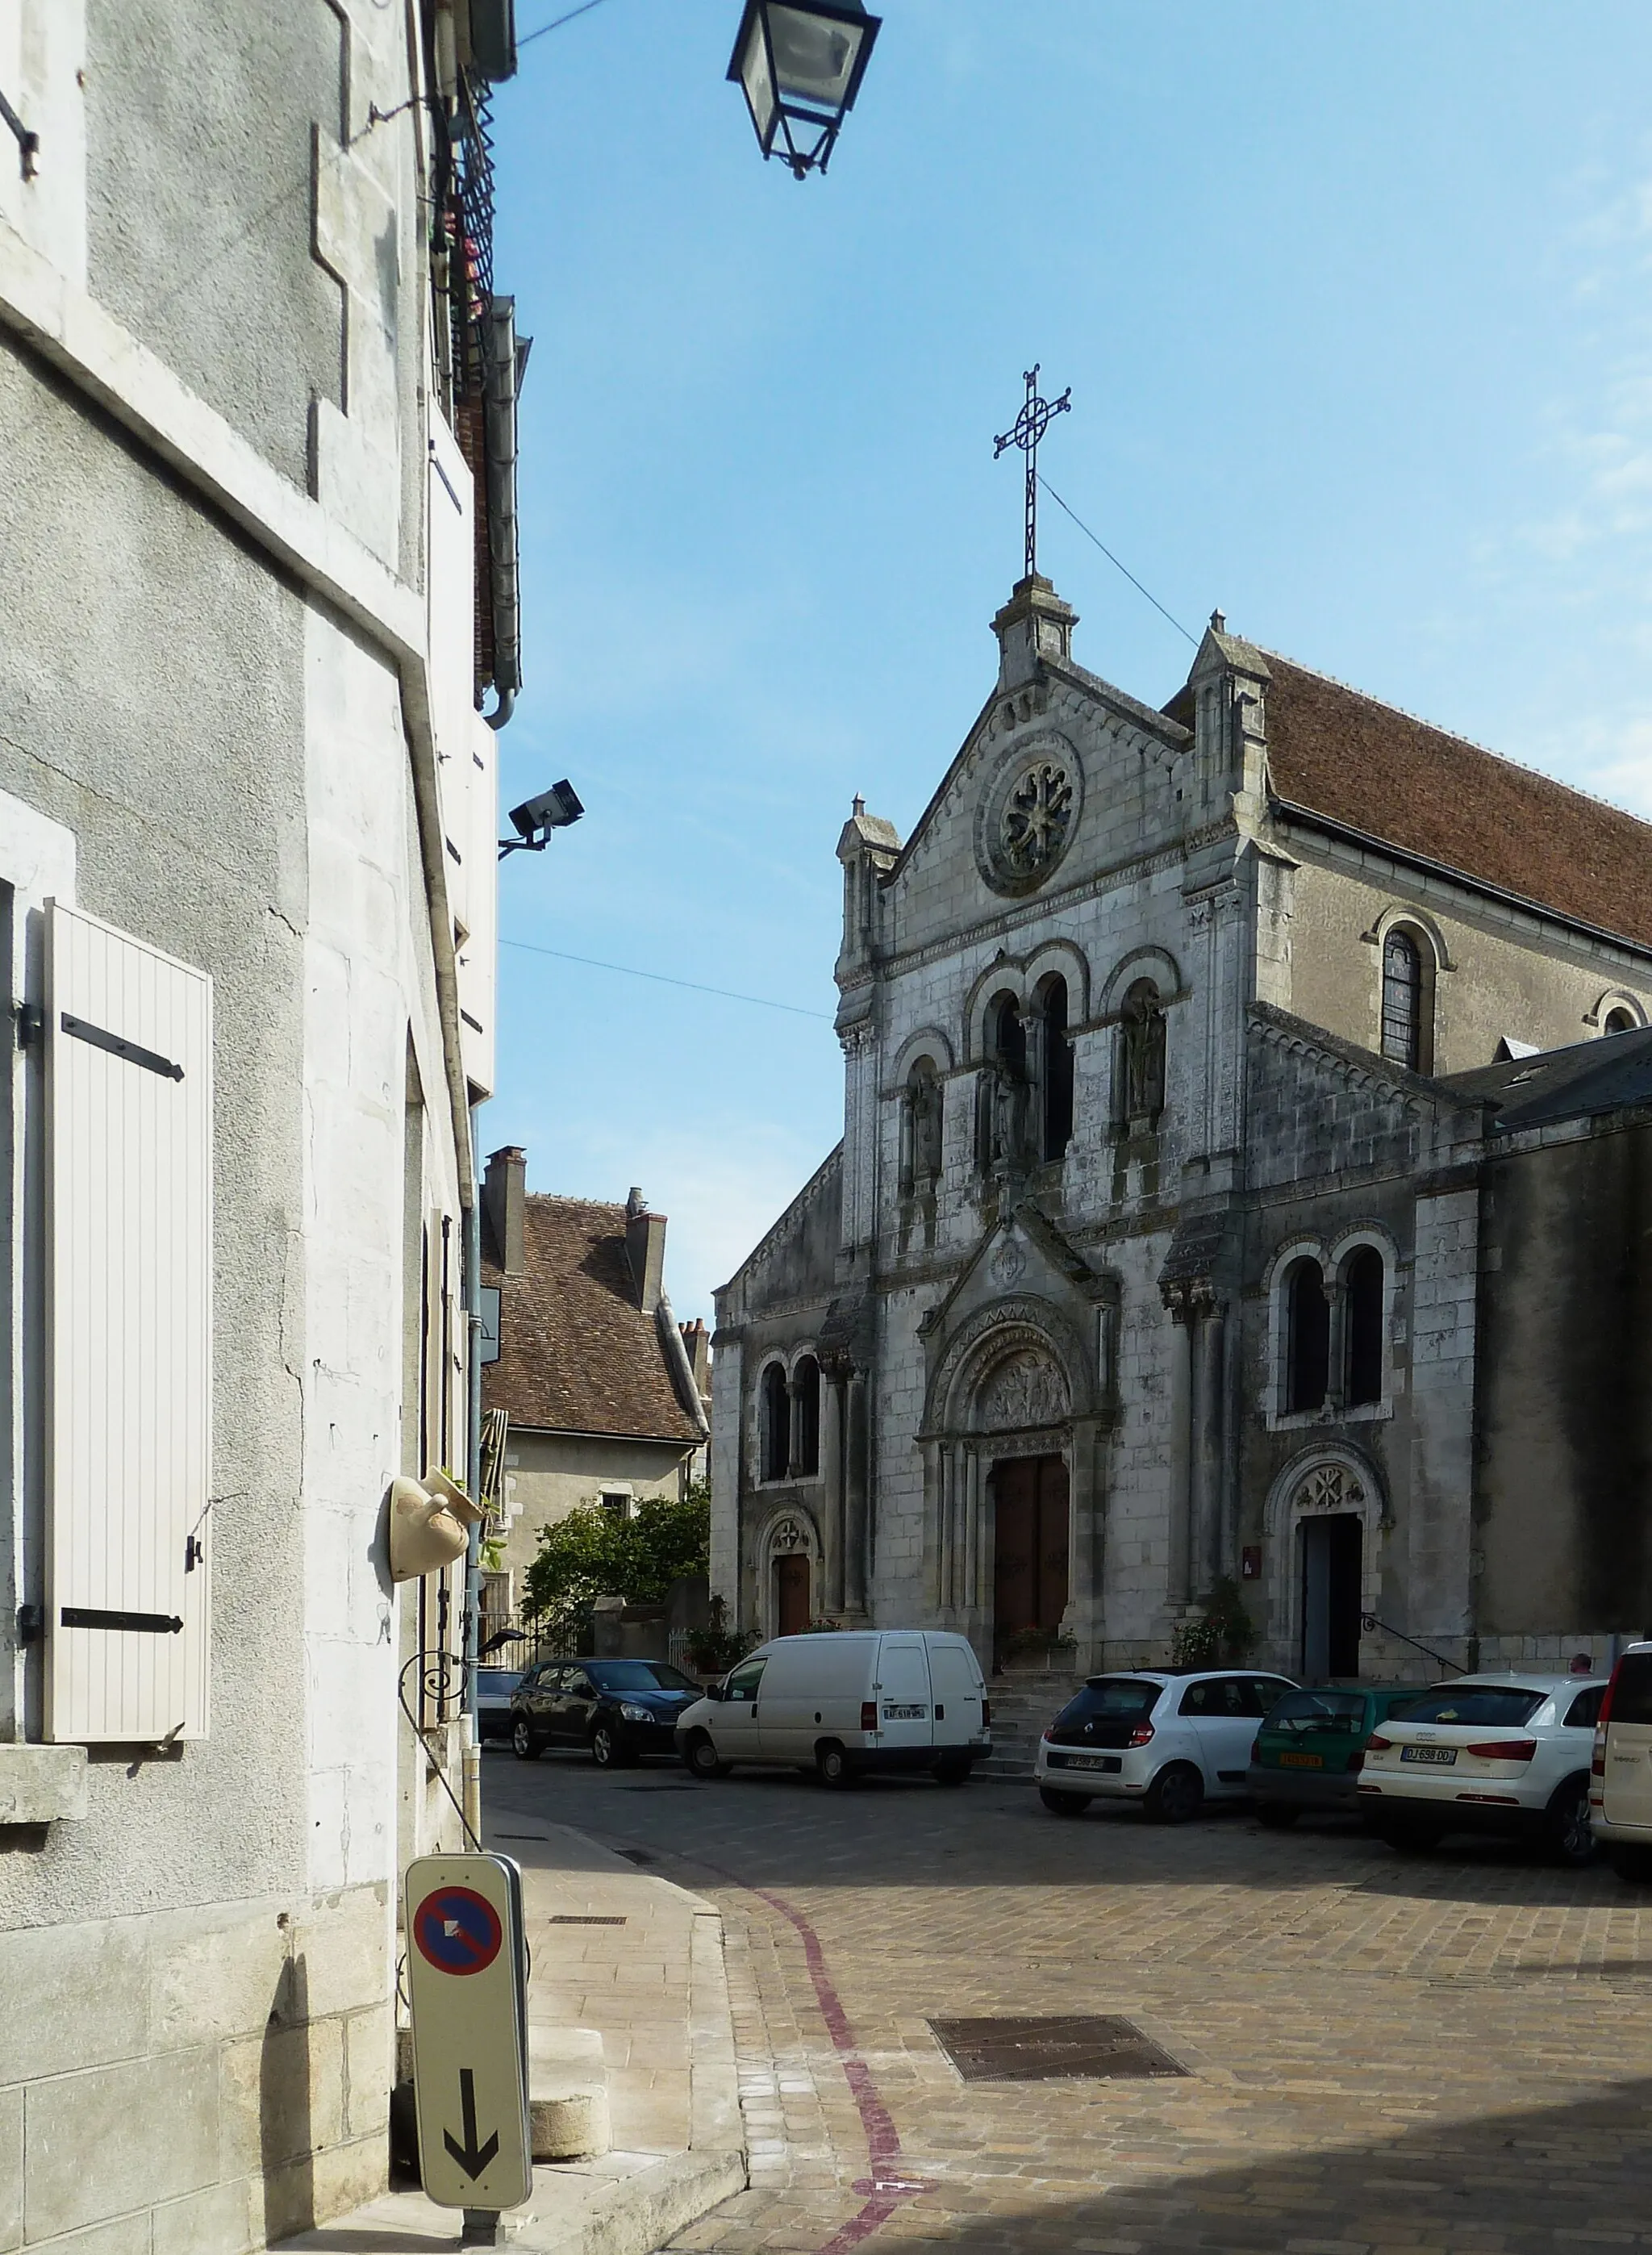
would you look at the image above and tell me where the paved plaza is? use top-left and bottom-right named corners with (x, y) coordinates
top-left (482, 1751), bottom-right (1652, 2255)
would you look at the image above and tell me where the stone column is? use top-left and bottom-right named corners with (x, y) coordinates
top-left (844, 1368), bottom-right (870, 1614)
top-left (1166, 1297), bottom-right (1194, 1606)
top-left (1066, 1418), bottom-right (1101, 1660)
top-left (821, 1364), bottom-right (846, 1612)
top-left (1191, 1297), bottom-right (1225, 1593)
top-left (964, 1449), bottom-right (982, 1618)
top-left (786, 1375), bottom-right (803, 1478)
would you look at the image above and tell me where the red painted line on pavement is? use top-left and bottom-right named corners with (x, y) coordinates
top-left (746, 1884), bottom-right (931, 2254)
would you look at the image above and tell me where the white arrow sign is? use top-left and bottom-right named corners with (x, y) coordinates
top-left (403, 1852), bottom-right (532, 2213)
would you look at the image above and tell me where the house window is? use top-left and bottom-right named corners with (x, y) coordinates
top-left (760, 1361), bottom-right (790, 1482)
top-left (1343, 1246), bottom-right (1384, 1407)
top-left (793, 1356), bottom-right (821, 1476)
top-left (1381, 929), bottom-right (1425, 1068)
top-left (1604, 1006), bottom-right (1637, 1036)
top-left (1285, 1258), bottom-right (1330, 1414)
top-left (1037, 974), bottom-right (1074, 1161)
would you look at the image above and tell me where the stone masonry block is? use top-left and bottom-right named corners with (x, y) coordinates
top-left (343, 2004), bottom-right (392, 2140)
top-left (0, 2085), bottom-right (18, 2255)
top-left (24, 2044), bottom-right (220, 2241)
top-left (219, 2014), bottom-right (344, 2180)
top-left (290, 1882), bottom-right (391, 2019)
top-left (0, 1915), bottom-right (148, 2086)
top-left (150, 2176), bottom-right (253, 2255)
top-left (149, 1899), bottom-right (292, 2054)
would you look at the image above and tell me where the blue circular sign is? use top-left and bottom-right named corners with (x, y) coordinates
top-left (413, 1885), bottom-right (503, 1976)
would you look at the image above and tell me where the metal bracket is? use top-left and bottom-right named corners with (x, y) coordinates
top-left (13, 1001), bottom-right (43, 1050)
top-left (0, 86), bottom-right (38, 181)
top-left (15, 1605), bottom-right (43, 1647)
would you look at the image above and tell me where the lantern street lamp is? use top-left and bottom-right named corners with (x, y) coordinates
top-left (727, 1), bottom-right (881, 181)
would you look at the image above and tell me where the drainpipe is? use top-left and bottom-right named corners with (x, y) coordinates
top-left (482, 296), bottom-right (524, 731)
top-left (462, 1111), bottom-right (485, 1839)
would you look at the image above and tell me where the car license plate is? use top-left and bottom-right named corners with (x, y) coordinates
top-left (882, 1703), bottom-right (926, 1720)
top-left (1066, 1754), bottom-right (1108, 1772)
top-left (1279, 1752), bottom-right (1323, 1769)
top-left (1400, 1745), bottom-right (1457, 1765)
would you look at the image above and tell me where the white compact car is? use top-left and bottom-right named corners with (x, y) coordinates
top-left (1034, 1668), bottom-right (1298, 1823)
top-left (676, 1629), bottom-right (990, 1787)
top-left (1356, 1673), bottom-right (1604, 1863)
top-left (1587, 1643), bottom-right (1652, 1877)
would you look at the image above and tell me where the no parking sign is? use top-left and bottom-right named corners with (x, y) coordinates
top-left (403, 1853), bottom-right (532, 2213)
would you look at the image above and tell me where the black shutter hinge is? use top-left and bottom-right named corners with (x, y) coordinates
top-left (14, 1001), bottom-right (43, 1050)
top-left (185, 1535), bottom-right (204, 1572)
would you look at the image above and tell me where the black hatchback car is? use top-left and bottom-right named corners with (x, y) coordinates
top-left (511, 1658), bottom-right (702, 1768)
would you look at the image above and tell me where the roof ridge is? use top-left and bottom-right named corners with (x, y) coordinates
top-left (1259, 647), bottom-right (1652, 834)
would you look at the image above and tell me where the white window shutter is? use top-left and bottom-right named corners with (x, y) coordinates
top-left (44, 903), bottom-right (213, 1743)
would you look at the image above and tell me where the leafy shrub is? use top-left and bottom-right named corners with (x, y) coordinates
top-left (1170, 1576), bottom-right (1256, 1668)
top-left (522, 1481), bottom-right (709, 1651)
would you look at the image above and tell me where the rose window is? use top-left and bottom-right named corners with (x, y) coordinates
top-left (999, 761), bottom-right (1073, 876)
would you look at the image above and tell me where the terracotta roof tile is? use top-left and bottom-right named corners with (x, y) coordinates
top-left (1260, 654), bottom-right (1652, 951)
top-left (482, 1195), bottom-right (702, 1443)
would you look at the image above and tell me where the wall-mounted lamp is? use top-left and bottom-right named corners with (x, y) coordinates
top-left (727, 0), bottom-right (881, 181)
top-left (499, 779), bottom-right (583, 858)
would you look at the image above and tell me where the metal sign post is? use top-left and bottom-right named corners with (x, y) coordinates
top-left (404, 1852), bottom-right (532, 2231)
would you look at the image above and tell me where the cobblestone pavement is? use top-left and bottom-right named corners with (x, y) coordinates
top-left (482, 1752), bottom-right (1652, 2255)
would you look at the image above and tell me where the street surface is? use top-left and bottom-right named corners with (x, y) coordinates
top-left (482, 1750), bottom-right (1652, 2255)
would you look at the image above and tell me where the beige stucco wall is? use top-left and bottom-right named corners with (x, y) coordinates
top-left (1280, 834), bottom-right (1652, 1074)
top-left (494, 1431), bottom-right (699, 1610)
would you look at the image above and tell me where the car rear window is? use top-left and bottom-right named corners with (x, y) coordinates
top-left (1610, 1654), bottom-right (1652, 1726)
top-left (1391, 1685), bottom-right (1544, 1727)
top-left (1055, 1678), bottom-right (1160, 1727)
top-left (590, 1661), bottom-right (696, 1693)
top-left (1266, 1689), bottom-right (1367, 1734)
top-left (1564, 1685), bottom-right (1605, 1729)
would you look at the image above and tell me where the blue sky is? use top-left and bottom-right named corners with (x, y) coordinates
top-left (486, 1), bottom-right (1652, 1322)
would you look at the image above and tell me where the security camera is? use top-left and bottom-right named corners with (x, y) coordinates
top-left (499, 779), bottom-right (584, 857)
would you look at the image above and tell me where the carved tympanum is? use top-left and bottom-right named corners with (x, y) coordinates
top-left (978, 1350), bottom-right (1069, 1432)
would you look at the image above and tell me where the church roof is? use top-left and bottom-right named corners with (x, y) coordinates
top-left (481, 1194), bottom-right (703, 1445)
top-left (1259, 654), bottom-right (1652, 952)
top-left (1439, 1022), bottom-right (1652, 1131)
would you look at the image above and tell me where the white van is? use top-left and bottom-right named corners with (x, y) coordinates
top-left (675, 1631), bottom-right (990, 1787)
top-left (1591, 1642), bottom-right (1652, 1875)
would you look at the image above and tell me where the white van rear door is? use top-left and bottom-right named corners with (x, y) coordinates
top-left (876, 1637), bottom-right (932, 1750)
top-left (927, 1639), bottom-right (985, 1747)
top-left (1604, 1652), bottom-right (1652, 1828)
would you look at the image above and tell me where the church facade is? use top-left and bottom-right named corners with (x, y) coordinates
top-left (710, 574), bottom-right (1652, 1681)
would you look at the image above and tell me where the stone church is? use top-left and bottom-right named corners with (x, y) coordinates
top-left (710, 571), bottom-right (1652, 1681)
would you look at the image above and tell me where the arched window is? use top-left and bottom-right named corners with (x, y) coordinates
top-left (1037, 975), bottom-right (1074, 1161)
top-left (760, 1363), bottom-right (790, 1482)
top-left (1604, 1006), bottom-right (1637, 1037)
top-left (1381, 928), bottom-right (1426, 1069)
top-left (793, 1357), bottom-right (821, 1476)
top-left (991, 993), bottom-right (1027, 1079)
top-left (1119, 979), bottom-right (1167, 1127)
top-left (1285, 1258), bottom-right (1330, 1414)
top-left (902, 1059), bottom-right (943, 1193)
top-left (1344, 1246), bottom-right (1384, 1407)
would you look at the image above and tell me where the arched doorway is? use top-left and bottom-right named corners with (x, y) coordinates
top-left (991, 1454), bottom-right (1070, 1665)
top-left (763, 1512), bottom-right (817, 1639)
top-left (1264, 1450), bottom-right (1383, 1681)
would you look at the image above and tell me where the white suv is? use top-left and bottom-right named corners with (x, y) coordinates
top-left (1035, 1668), bottom-right (1298, 1824)
top-left (1356, 1674), bottom-right (1604, 1864)
top-left (1588, 1643), bottom-right (1652, 1877)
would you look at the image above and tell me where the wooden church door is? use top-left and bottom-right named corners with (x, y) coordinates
top-left (991, 1455), bottom-right (1070, 1664)
top-left (775, 1551), bottom-right (811, 1638)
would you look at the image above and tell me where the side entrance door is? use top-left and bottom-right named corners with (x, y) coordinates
top-left (775, 1552), bottom-right (811, 1638)
top-left (1300, 1514), bottom-right (1362, 1680)
top-left (991, 1455), bottom-right (1070, 1668)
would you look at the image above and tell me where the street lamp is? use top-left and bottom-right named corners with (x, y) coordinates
top-left (727, 1), bottom-right (881, 181)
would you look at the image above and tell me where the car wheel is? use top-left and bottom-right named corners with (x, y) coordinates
top-left (816, 1741), bottom-right (857, 1789)
top-left (1255, 1802), bottom-right (1299, 1830)
top-left (1546, 1780), bottom-right (1598, 1868)
top-left (933, 1757), bottom-right (973, 1786)
top-left (590, 1723), bottom-right (635, 1770)
top-left (683, 1731), bottom-right (728, 1781)
top-left (511, 1717), bottom-right (539, 1763)
top-left (1039, 1785), bottom-right (1090, 1816)
top-left (1143, 1763), bottom-right (1204, 1826)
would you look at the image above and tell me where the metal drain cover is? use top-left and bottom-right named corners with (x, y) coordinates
top-left (549, 1915), bottom-right (626, 1926)
top-left (928, 2015), bottom-right (1187, 2082)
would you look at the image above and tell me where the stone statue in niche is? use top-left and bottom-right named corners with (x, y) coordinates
top-left (1120, 979), bottom-right (1167, 1125)
top-left (978, 1350), bottom-right (1069, 1431)
top-left (907, 1068), bottom-right (942, 1188)
top-left (989, 1063), bottom-right (1030, 1170)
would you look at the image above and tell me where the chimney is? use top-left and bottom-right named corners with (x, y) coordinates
top-left (483, 1146), bottom-right (527, 1276)
top-left (625, 1186), bottom-right (666, 1313)
top-left (680, 1317), bottom-right (710, 1397)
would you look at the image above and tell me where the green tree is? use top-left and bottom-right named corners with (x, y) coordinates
top-left (522, 1481), bottom-right (709, 1650)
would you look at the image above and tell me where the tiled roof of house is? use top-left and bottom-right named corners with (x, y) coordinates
top-left (1260, 654), bottom-right (1652, 952)
top-left (481, 1195), bottom-right (703, 1443)
top-left (1441, 1021), bottom-right (1652, 1130)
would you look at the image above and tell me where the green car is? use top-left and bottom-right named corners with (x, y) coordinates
top-left (1248, 1685), bottom-right (1429, 1825)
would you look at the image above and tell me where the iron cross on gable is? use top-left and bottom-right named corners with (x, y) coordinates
top-left (994, 365), bottom-right (1071, 582)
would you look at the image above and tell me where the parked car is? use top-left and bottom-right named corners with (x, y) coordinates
top-left (1247, 1684), bottom-right (1430, 1825)
top-left (1356, 1673), bottom-right (1605, 1863)
top-left (474, 1667), bottom-right (523, 1744)
top-left (1588, 1643), bottom-right (1652, 1877)
top-left (1034, 1668), bottom-right (1298, 1823)
top-left (511, 1657), bottom-right (703, 1768)
top-left (674, 1629), bottom-right (989, 1786)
